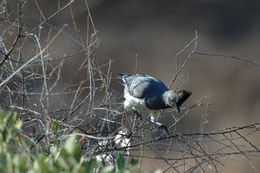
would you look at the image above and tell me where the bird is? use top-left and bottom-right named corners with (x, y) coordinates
top-left (95, 129), bottom-right (131, 167)
top-left (118, 73), bottom-right (192, 134)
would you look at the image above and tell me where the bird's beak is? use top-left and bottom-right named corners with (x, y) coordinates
top-left (175, 105), bottom-right (180, 114)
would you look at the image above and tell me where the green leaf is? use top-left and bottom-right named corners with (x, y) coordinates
top-left (116, 153), bottom-right (125, 171)
top-left (32, 154), bottom-right (48, 173)
top-left (0, 153), bottom-right (7, 166)
top-left (81, 158), bottom-right (98, 173)
top-left (100, 165), bottom-right (115, 173)
top-left (60, 147), bottom-right (69, 160)
top-left (53, 120), bottom-right (59, 133)
top-left (64, 134), bottom-right (76, 154)
top-left (24, 138), bottom-right (35, 147)
top-left (13, 154), bottom-right (27, 171)
top-left (72, 145), bottom-right (81, 162)
top-left (6, 112), bottom-right (16, 128)
top-left (15, 119), bottom-right (23, 129)
top-left (129, 158), bottom-right (138, 166)
top-left (2, 127), bottom-right (7, 142)
top-left (38, 154), bottom-right (48, 173)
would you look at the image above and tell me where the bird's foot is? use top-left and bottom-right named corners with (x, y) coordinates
top-left (158, 124), bottom-right (169, 135)
top-left (151, 120), bottom-right (169, 135)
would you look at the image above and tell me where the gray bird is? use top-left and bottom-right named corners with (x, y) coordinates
top-left (95, 129), bottom-right (131, 167)
top-left (118, 73), bottom-right (192, 133)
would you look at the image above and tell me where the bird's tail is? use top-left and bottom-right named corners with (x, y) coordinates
top-left (176, 90), bottom-right (192, 107)
top-left (117, 73), bottom-right (131, 86)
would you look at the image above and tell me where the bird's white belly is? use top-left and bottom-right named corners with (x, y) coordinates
top-left (124, 92), bottom-right (150, 112)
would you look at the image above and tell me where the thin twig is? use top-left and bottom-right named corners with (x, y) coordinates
top-left (194, 51), bottom-right (260, 69)
top-left (169, 30), bottom-right (199, 89)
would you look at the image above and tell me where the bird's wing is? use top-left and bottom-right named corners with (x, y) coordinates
top-left (125, 74), bottom-right (168, 98)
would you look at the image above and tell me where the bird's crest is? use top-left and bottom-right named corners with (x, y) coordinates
top-left (176, 90), bottom-right (192, 107)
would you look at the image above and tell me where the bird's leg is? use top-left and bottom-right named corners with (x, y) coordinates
top-left (133, 110), bottom-right (143, 120)
top-left (150, 113), bottom-right (169, 135)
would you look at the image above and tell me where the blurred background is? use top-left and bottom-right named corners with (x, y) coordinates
top-left (89, 2), bottom-right (260, 171)
top-left (89, 0), bottom-right (260, 128)
top-left (3, 0), bottom-right (260, 172)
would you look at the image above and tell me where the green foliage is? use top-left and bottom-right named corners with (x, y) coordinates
top-left (116, 153), bottom-right (125, 171)
top-left (52, 119), bottom-right (59, 134)
top-left (0, 110), bottom-right (161, 173)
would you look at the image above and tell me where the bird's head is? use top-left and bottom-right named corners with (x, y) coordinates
top-left (164, 90), bottom-right (192, 113)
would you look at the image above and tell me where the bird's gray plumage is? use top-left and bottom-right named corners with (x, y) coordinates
top-left (122, 74), bottom-right (168, 98)
top-left (119, 73), bottom-right (170, 110)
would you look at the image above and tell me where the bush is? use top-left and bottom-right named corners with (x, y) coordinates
top-left (0, 110), bottom-right (160, 173)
